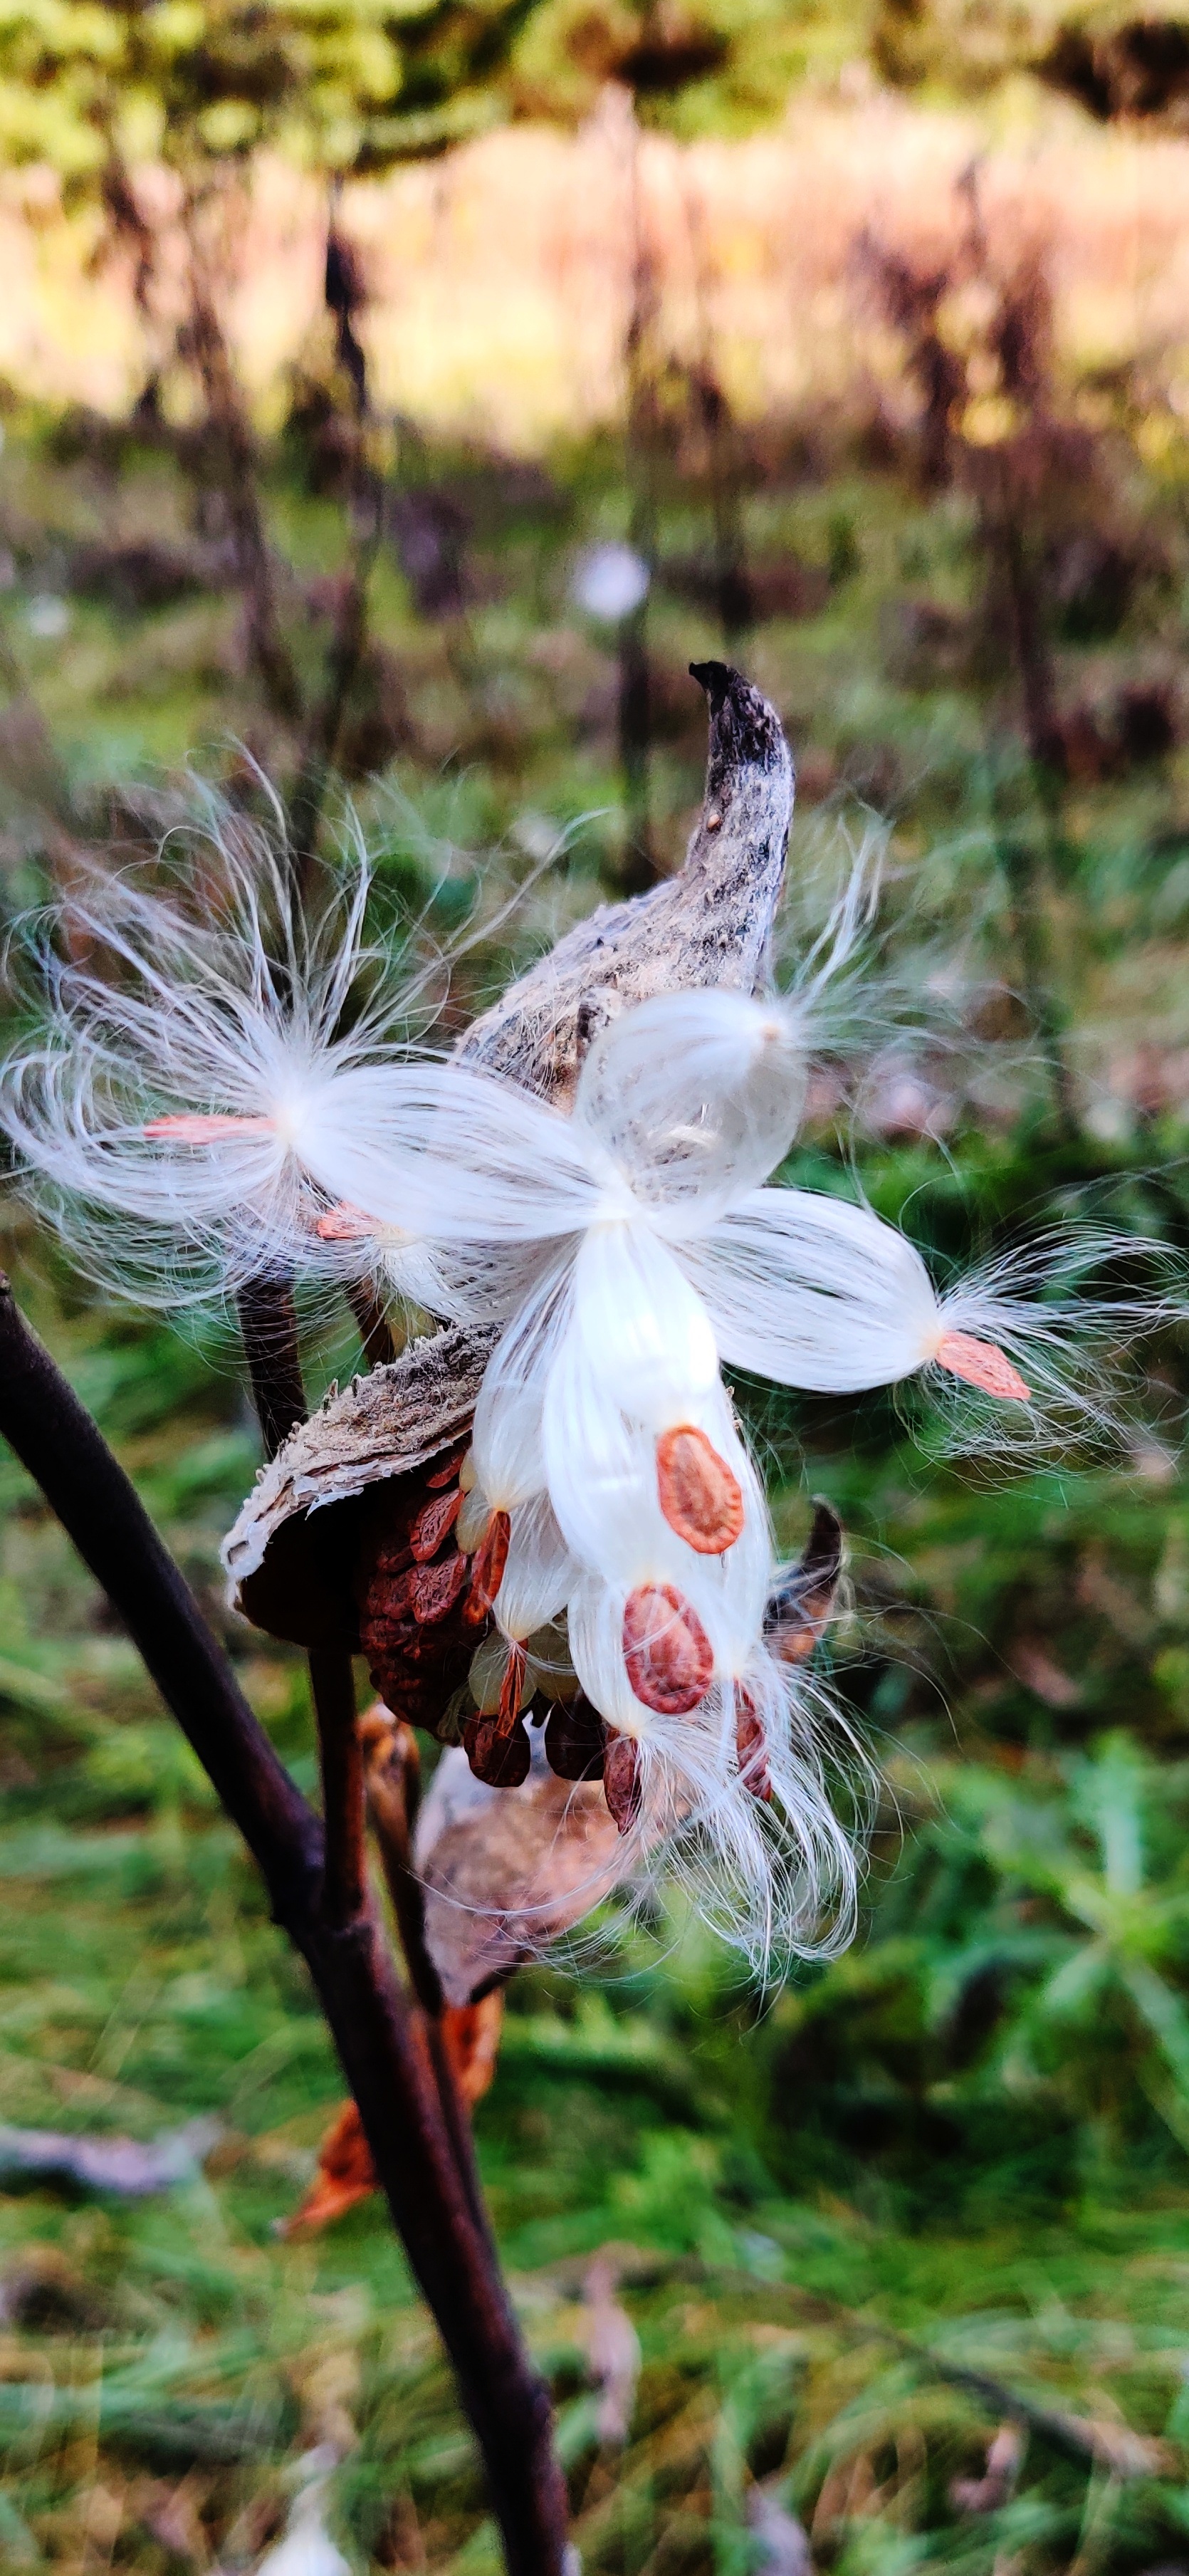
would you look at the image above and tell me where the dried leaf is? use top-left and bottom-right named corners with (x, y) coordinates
top-left (0, 2117), bottom-right (219, 2198)
top-left (279, 2103), bottom-right (377, 2238)
top-left (282, 1996), bottom-right (505, 2236)
top-left (584, 2253), bottom-right (641, 2444)
top-left (765, 1503), bottom-right (844, 1664)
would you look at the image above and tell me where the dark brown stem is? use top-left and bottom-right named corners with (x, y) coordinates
top-left (362, 1723), bottom-right (489, 2233)
top-left (311, 1644), bottom-right (366, 1926)
top-left (235, 1276), bottom-right (367, 1924)
top-left (365, 1720), bottom-right (443, 2014)
top-left (236, 1278), bottom-right (308, 1457)
top-left (0, 1273), bottom-right (567, 2576)
top-left (288, 524), bottom-right (380, 880)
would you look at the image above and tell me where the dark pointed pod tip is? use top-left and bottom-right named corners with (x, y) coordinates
top-left (689, 658), bottom-right (736, 714)
top-left (691, 659), bottom-right (790, 782)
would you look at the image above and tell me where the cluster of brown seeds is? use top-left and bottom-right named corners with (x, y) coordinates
top-left (354, 1447), bottom-right (843, 1832)
top-left (354, 1450), bottom-right (479, 1739)
top-left (355, 1451), bottom-right (643, 1821)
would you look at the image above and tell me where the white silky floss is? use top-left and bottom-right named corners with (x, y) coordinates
top-left (0, 833), bottom-right (459, 1318)
top-left (1, 868), bottom-right (1101, 1966)
top-left (303, 983), bottom-right (1043, 1919)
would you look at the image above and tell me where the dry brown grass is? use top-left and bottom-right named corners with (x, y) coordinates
top-left (4, 87), bottom-right (1189, 444)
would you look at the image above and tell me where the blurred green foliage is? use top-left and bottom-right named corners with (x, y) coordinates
top-left (0, 0), bottom-right (549, 183)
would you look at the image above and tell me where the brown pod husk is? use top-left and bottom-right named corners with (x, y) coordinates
top-left (414, 1741), bottom-right (631, 2003)
top-left (544, 1694), bottom-right (607, 1783)
top-left (222, 1323), bottom-right (496, 1644)
top-left (604, 1732), bottom-right (643, 1834)
top-left (764, 1501), bottom-right (844, 1665)
top-left (355, 1479), bottom-right (490, 1741)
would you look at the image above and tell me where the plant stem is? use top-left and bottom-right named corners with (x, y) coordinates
top-left (0, 1272), bottom-right (567, 2575)
top-left (236, 1278), bottom-right (308, 1456)
top-left (236, 1276), bottom-right (367, 1926)
top-left (312, 1642), bottom-right (366, 1926)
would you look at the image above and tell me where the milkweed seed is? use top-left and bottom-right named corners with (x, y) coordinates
top-left (936, 1330), bottom-right (1030, 1403)
top-left (465, 1712), bottom-right (531, 1788)
top-left (314, 1199), bottom-right (376, 1241)
top-left (144, 1112), bottom-right (273, 1142)
top-left (463, 1508), bottom-right (511, 1624)
top-left (495, 1642), bottom-right (528, 1736)
top-left (410, 1486), bottom-right (462, 1563)
top-left (425, 1446), bottom-right (468, 1491)
top-left (623, 1582), bottom-right (714, 1714)
top-left (735, 1688), bottom-right (772, 1801)
top-left (411, 1551), bottom-right (469, 1625)
top-left (604, 1731), bottom-right (642, 1832)
top-left (656, 1424), bottom-right (745, 1555)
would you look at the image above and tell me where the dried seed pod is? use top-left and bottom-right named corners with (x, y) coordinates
top-left (604, 1731), bottom-right (642, 1833)
top-left (410, 1486), bottom-right (462, 1563)
top-left (623, 1582), bottom-right (713, 1715)
top-left (415, 1741), bottom-right (632, 2003)
top-left (463, 1712), bottom-right (532, 1788)
top-left (764, 1501), bottom-right (844, 1667)
top-left (545, 1694), bottom-right (607, 1782)
top-left (734, 1687), bottom-right (772, 1801)
top-left (463, 1508), bottom-right (510, 1626)
top-left (656, 1424), bottom-right (745, 1555)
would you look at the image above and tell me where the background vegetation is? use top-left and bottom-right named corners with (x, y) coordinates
top-left (3, 9), bottom-right (1189, 2569)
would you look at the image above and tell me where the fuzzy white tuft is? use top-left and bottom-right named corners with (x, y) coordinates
top-left (1, 812), bottom-right (449, 1313)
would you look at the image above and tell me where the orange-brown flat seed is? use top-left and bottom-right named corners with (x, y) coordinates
top-left (622, 1582), bottom-right (714, 1715)
top-left (425, 1446), bottom-right (469, 1491)
top-left (656, 1424), bottom-right (745, 1556)
top-left (463, 1508), bottom-right (511, 1625)
top-left (411, 1551), bottom-right (469, 1625)
top-left (936, 1330), bottom-right (1030, 1404)
top-left (495, 1642), bottom-right (528, 1737)
top-left (410, 1486), bottom-right (462, 1563)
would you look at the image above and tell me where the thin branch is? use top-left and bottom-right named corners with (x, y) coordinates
top-left (313, 1644), bottom-right (366, 1926)
top-left (365, 1717), bottom-right (444, 2015)
top-left (288, 197), bottom-right (382, 880)
top-left (236, 1278), bottom-right (308, 1458)
top-left (0, 1271), bottom-right (567, 2576)
top-left (363, 1719), bottom-right (490, 2236)
top-left (236, 1274), bottom-right (367, 1927)
top-left (345, 1275), bottom-right (397, 1368)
